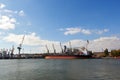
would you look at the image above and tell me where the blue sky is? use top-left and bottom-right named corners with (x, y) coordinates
top-left (0, 0), bottom-right (120, 53)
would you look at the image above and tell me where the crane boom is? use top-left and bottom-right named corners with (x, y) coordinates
top-left (45, 45), bottom-right (49, 53)
top-left (52, 43), bottom-right (56, 53)
top-left (60, 42), bottom-right (63, 53)
top-left (19, 35), bottom-right (25, 47)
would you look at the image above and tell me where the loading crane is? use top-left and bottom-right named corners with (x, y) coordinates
top-left (17, 35), bottom-right (25, 58)
top-left (11, 45), bottom-right (14, 58)
top-left (52, 43), bottom-right (56, 53)
top-left (60, 42), bottom-right (63, 53)
top-left (45, 45), bottom-right (49, 53)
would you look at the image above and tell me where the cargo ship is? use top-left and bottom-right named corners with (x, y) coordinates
top-left (45, 46), bottom-right (93, 59)
top-left (44, 40), bottom-right (94, 59)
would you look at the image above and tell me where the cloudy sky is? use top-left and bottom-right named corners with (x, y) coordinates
top-left (0, 0), bottom-right (120, 53)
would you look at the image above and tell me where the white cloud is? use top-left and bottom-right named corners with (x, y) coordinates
top-left (3, 33), bottom-right (120, 53)
top-left (62, 40), bottom-right (87, 49)
top-left (95, 29), bottom-right (109, 34)
top-left (0, 9), bottom-right (17, 18)
top-left (88, 37), bottom-right (120, 52)
top-left (53, 36), bottom-right (120, 52)
top-left (18, 10), bottom-right (25, 16)
top-left (81, 29), bottom-right (91, 35)
top-left (62, 37), bottom-right (120, 52)
top-left (0, 3), bottom-right (27, 31)
top-left (3, 32), bottom-right (61, 53)
top-left (93, 36), bottom-right (119, 42)
top-left (3, 33), bottom-right (40, 46)
top-left (0, 3), bottom-right (6, 9)
top-left (0, 9), bottom-right (18, 15)
top-left (45, 36), bottom-right (120, 53)
top-left (64, 28), bottom-right (81, 35)
top-left (60, 27), bottom-right (109, 35)
top-left (0, 3), bottom-right (22, 30)
top-left (0, 16), bottom-right (16, 30)
top-left (104, 29), bottom-right (109, 32)
top-left (63, 27), bottom-right (91, 35)
top-left (3, 32), bottom-right (60, 46)
top-left (3, 9), bottom-right (14, 13)
top-left (0, 3), bottom-right (25, 16)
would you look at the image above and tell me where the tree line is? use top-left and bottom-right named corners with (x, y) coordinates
top-left (104, 48), bottom-right (120, 57)
top-left (111, 49), bottom-right (120, 57)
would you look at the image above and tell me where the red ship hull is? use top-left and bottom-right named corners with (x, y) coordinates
top-left (45, 55), bottom-right (92, 59)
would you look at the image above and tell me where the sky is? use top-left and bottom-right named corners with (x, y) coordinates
top-left (0, 0), bottom-right (120, 53)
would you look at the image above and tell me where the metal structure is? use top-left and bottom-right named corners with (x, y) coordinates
top-left (45, 45), bottom-right (49, 53)
top-left (11, 45), bottom-right (14, 58)
top-left (86, 40), bottom-right (89, 50)
top-left (69, 41), bottom-right (72, 53)
top-left (60, 42), bottom-right (63, 53)
top-left (17, 35), bottom-right (25, 58)
top-left (52, 44), bottom-right (56, 53)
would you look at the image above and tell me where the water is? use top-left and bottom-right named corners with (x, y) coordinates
top-left (0, 59), bottom-right (120, 80)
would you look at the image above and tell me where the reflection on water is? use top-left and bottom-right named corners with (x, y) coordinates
top-left (0, 59), bottom-right (120, 80)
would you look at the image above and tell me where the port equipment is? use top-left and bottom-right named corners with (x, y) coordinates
top-left (17, 35), bottom-right (25, 58)
top-left (52, 44), bottom-right (56, 53)
top-left (45, 45), bottom-right (49, 53)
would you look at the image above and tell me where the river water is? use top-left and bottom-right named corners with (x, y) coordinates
top-left (0, 59), bottom-right (120, 80)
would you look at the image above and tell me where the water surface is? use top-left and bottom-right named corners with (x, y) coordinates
top-left (0, 59), bottom-right (120, 80)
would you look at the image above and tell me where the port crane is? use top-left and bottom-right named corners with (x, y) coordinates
top-left (52, 44), bottom-right (56, 53)
top-left (45, 45), bottom-right (49, 53)
top-left (60, 42), bottom-right (63, 53)
top-left (11, 45), bottom-right (14, 58)
top-left (17, 35), bottom-right (25, 57)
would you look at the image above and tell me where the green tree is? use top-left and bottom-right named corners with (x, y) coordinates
top-left (104, 48), bottom-right (109, 56)
top-left (111, 49), bottom-right (120, 57)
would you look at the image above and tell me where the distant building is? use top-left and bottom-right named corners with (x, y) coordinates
top-left (93, 52), bottom-right (105, 58)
